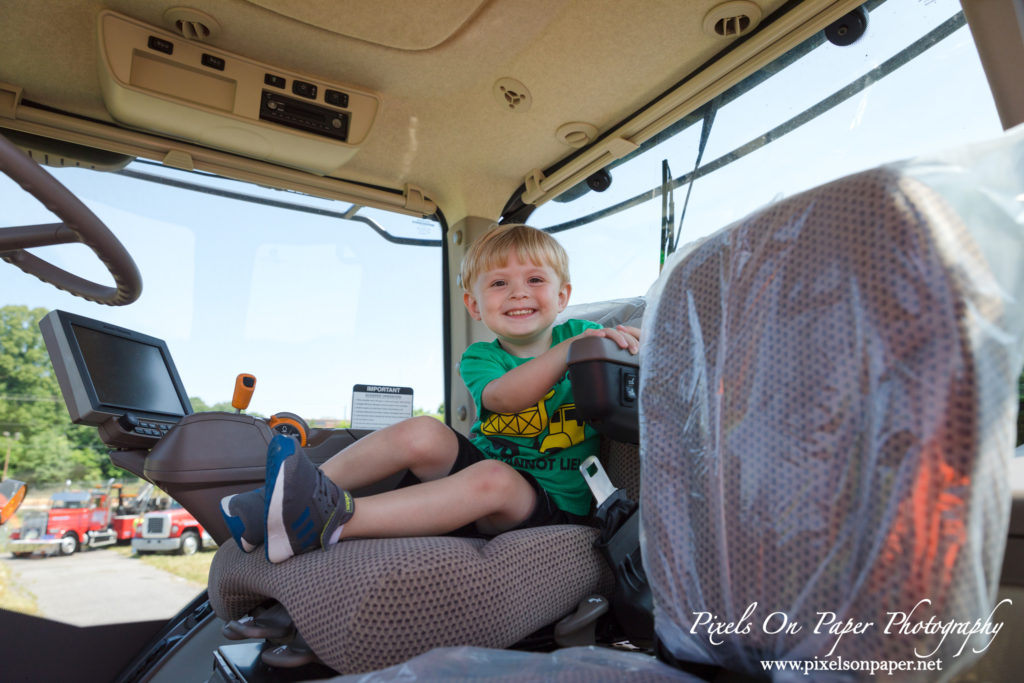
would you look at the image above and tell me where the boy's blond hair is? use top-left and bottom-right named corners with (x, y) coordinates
top-left (459, 224), bottom-right (570, 292)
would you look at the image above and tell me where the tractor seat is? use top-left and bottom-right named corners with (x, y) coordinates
top-left (207, 299), bottom-right (645, 675)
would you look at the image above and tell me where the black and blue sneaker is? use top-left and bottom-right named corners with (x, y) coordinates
top-left (264, 433), bottom-right (355, 564)
top-left (220, 487), bottom-right (266, 553)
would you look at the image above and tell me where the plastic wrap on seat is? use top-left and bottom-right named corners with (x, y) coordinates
top-left (639, 127), bottom-right (1024, 679)
top-left (329, 645), bottom-right (695, 682)
top-left (559, 296), bottom-right (646, 329)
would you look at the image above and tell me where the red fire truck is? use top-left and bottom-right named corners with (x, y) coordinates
top-left (9, 481), bottom-right (155, 557)
top-left (132, 500), bottom-right (215, 555)
top-left (11, 485), bottom-right (115, 556)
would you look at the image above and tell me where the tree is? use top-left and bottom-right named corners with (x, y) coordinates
top-left (190, 396), bottom-right (262, 416)
top-left (0, 306), bottom-right (111, 485)
top-left (412, 406), bottom-right (443, 422)
top-left (15, 432), bottom-right (103, 484)
top-left (0, 306), bottom-right (63, 441)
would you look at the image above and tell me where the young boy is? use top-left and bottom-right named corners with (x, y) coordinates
top-left (221, 223), bottom-right (640, 563)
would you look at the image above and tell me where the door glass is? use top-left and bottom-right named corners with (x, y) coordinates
top-left (531, 0), bottom-right (1001, 305)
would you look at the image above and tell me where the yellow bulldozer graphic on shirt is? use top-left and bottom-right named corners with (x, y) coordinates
top-left (481, 389), bottom-right (586, 452)
top-left (539, 404), bottom-right (586, 452)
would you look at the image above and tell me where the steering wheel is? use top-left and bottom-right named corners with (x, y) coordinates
top-left (0, 132), bottom-right (141, 305)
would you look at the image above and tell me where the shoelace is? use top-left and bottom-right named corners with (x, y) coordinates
top-left (311, 466), bottom-right (339, 513)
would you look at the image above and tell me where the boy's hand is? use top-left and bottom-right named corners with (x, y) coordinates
top-left (480, 324), bottom-right (641, 414)
top-left (581, 324), bottom-right (641, 355)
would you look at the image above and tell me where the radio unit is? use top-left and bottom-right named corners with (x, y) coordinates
top-left (259, 91), bottom-right (350, 142)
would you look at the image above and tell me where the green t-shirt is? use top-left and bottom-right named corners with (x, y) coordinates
top-left (459, 319), bottom-right (601, 516)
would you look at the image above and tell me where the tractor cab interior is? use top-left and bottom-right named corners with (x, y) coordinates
top-left (2, 0), bottom-right (1024, 681)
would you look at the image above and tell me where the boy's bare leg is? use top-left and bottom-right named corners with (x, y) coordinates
top-left (339, 459), bottom-right (538, 539)
top-left (319, 415), bottom-right (459, 489)
top-left (225, 417), bottom-right (484, 557)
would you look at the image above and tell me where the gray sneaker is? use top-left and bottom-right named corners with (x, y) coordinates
top-left (264, 434), bottom-right (355, 564)
top-left (220, 487), bottom-right (265, 552)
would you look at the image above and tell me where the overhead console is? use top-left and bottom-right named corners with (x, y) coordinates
top-left (96, 10), bottom-right (380, 175)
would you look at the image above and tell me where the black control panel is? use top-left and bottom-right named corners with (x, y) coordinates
top-left (201, 53), bottom-right (225, 71)
top-left (97, 413), bottom-right (180, 449)
top-left (259, 90), bottom-right (350, 142)
top-left (147, 35), bottom-right (173, 55)
top-left (119, 412), bottom-right (175, 438)
top-left (567, 337), bottom-right (640, 444)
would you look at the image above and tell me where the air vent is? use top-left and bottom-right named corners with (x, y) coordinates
top-left (493, 77), bottom-right (532, 113)
top-left (176, 19), bottom-right (210, 40)
top-left (715, 14), bottom-right (749, 36)
top-left (164, 7), bottom-right (221, 42)
top-left (703, 1), bottom-right (762, 39)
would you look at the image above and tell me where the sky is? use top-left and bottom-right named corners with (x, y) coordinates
top-left (1, 169), bottom-right (446, 419)
top-left (0, 0), bottom-right (1005, 422)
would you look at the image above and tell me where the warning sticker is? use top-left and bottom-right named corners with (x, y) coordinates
top-left (350, 384), bottom-right (414, 430)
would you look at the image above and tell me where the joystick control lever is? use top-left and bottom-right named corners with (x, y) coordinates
top-left (232, 374), bottom-right (256, 413)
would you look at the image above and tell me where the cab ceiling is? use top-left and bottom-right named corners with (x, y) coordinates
top-left (1, 0), bottom-right (797, 223)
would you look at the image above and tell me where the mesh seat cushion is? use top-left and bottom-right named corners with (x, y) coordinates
top-left (603, 439), bottom-right (640, 502)
top-left (209, 524), bottom-right (613, 674)
top-left (640, 166), bottom-right (1016, 676)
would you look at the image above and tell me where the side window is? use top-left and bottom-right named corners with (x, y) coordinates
top-left (530, 0), bottom-right (1001, 306)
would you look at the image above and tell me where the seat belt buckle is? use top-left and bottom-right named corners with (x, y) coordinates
top-left (579, 455), bottom-right (618, 508)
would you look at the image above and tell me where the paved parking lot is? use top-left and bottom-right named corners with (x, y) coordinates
top-left (1, 547), bottom-right (204, 626)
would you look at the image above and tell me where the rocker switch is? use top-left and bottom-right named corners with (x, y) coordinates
top-left (621, 370), bottom-right (637, 405)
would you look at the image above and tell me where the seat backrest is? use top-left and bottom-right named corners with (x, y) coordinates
top-left (558, 296), bottom-right (646, 330)
top-left (639, 141), bottom-right (1024, 679)
top-left (601, 438), bottom-right (640, 502)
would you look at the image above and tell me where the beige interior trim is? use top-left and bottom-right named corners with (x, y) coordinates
top-left (96, 11), bottom-right (381, 176)
top-left (242, 0), bottom-right (489, 52)
top-left (446, 215), bottom-right (498, 435)
top-left (520, 0), bottom-right (867, 207)
top-left (0, 83), bottom-right (21, 119)
top-left (962, 0), bottom-right (1024, 130)
top-left (0, 87), bottom-right (434, 217)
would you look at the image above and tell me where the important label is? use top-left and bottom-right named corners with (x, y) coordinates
top-left (350, 384), bottom-right (413, 430)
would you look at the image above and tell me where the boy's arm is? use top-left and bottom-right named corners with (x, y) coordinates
top-left (482, 325), bottom-right (640, 414)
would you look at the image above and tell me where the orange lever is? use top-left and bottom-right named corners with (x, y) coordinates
top-left (232, 373), bottom-right (256, 413)
top-left (0, 479), bottom-right (28, 525)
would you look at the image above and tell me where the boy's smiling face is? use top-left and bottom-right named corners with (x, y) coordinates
top-left (464, 252), bottom-right (571, 355)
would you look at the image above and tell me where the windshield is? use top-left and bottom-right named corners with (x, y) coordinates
top-left (1, 163), bottom-right (444, 420)
top-left (0, 159), bottom-right (443, 625)
top-left (531, 0), bottom-right (1002, 305)
top-left (51, 497), bottom-right (87, 510)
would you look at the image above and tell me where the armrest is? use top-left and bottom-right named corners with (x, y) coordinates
top-left (567, 336), bottom-right (639, 444)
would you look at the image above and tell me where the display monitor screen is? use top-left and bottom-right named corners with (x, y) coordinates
top-left (72, 324), bottom-right (186, 416)
top-left (40, 310), bottom-right (192, 426)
